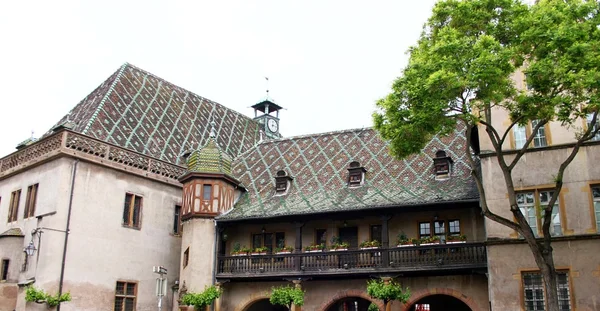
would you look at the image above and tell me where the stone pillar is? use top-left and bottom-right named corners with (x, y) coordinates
top-left (291, 280), bottom-right (302, 311)
top-left (214, 282), bottom-right (222, 311)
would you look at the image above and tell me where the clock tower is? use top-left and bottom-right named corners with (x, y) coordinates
top-left (252, 96), bottom-right (283, 139)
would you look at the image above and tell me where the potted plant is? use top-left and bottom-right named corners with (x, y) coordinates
top-left (420, 236), bottom-right (440, 246)
top-left (304, 243), bottom-right (325, 252)
top-left (396, 232), bottom-right (412, 247)
top-left (231, 243), bottom-right (251, 256)
top-left (360, 240), bottom-right (380, 249)
top-left (251, 246), bottom-right (269, 255)
top-left (275, 245), bottom-right (294, 254)
top-left (447, 234), bottom-right (467, 244)
top-left (330, 241), bottom-right (349, 251)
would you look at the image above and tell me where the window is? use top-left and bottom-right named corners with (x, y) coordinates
top-left (24, 184), bottom-right (38, 219)
top-left (114, 281), bottom-right (137, 311)
top-left (1, 259), bottom-right (8, 281)
top-left (415, 304), bottom-right (430, 311)
top-left (514, 125), bottom-right (527, 149)
top-left (183, 247), bottom-right (189, 268)
top-left (531, 120), bottom-right (547, 147)
top-left (433, 150), bottom-right (453, 180)
top-left (274, 170), bottom-right (293, 195)
top-left (522, 271), bottom-right (571, 311)
top-left (173, 205), bottom-right (181, 235)
top-left (587, 113), bottom-right (600, 141)
top-left (7, 190), bottom-right (21, 223)
top-left (202, 184), bottom-right (212, 201)
top-left (347, 161), bottom-right (366, 187)
top-left (514, 121), bottom-right (548, 149)
top-left (449, 220), bottom-right (461, 236)
top-left (252, 232), bottom-right (285, 253)
top-left (315, 229), bottom-right (327, 246)
top-left (592, 186), bottom-right (600, 232)
top-left (418, 222), bottom-right (431, 239)
top-left (123, 193), bottom-right (142, 229)
top-left (517, 190), bottom-right (562, 236)
top-left (370, 225), bottom-right (382, 243)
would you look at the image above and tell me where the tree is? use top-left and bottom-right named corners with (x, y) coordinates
top-left (373, 1), bottom-right (600, 311)
top-left (366, 279), bottom-right (410, 310)
top-left (270, 285), bottom-right (305, 310)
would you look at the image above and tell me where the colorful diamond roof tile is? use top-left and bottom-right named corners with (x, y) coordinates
top-left (220, 124), bottom-right (478, 220)
top-left (48, 63), bottom-right (262, 163)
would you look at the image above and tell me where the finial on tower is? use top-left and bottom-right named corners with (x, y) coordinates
top-left (209, 121), bottom-right (217, 139)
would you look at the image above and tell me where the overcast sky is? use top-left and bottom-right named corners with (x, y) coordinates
top-left (0, 0), bottom-right (438, 157)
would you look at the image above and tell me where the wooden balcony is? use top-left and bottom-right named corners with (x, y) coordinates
top-left (216, 242), bottom-right (486, 280)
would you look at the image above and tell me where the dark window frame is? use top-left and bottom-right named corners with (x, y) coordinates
top-left (8, 189), bottom-right (21, 223)
top-left (114, 281), bottom-right (137, 311)
top-left (183, 247), bottom-right (189, 268)
top-left (123, 193), bottom-right (142, 229)
top-left (24, 183), bottom-right (39, 219)
top-left (251, 231), bottom-right (285, 253)
top-left (1, 259), bottom-right (8, 281)
top-left (173, 205), bottom-right (182, 235)
top-left (522, 271), bottom-right (571, 311)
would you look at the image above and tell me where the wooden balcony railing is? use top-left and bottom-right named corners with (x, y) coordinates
top-left (216, 242), bottom-right (486, 279)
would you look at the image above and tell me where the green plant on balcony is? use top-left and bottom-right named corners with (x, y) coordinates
top-left (252, 246), bottom-right (269, 254)
top-left (231, 243), bottom-right (251, 256)
top-left (447, 234), bottom-right (467, 242)
top-left (304, 243), bottom-right (325, 252)
top-left (270, 285), bottom-right (305, 310)
top-left (366, 279), bottom-right (410, 311)
top-left (25, 286), bottom-right (71, 308)
top-left (359, 240), bottom-right (380, 249)
top-left (396, 232), bottom-right (411, 246)
top-left (330, 241), bottom-right (349, 250)
top-left (181, 285), bottom-right (221, 310)
top-left (420, 236), bottom-right (440, 244)
top-left (275, 245), bottom-right (294, 253)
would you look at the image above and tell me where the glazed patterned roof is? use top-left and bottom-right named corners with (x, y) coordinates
top-left (220, 124), bottom-right (479, 220)
top-left (49, 63), bottom-right (262, 163)
top-left (187, 138), bottom-right (233, 175)
top-left (0, 227), bottom-right (24, 237)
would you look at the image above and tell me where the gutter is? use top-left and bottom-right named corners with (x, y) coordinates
top-left (57, 159), bottom-right (78, 311)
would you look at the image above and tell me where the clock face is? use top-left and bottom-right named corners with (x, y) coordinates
top-left (267, 119), bottom-right (279, 133)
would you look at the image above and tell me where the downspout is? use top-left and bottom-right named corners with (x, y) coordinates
top-left (57, 159), bottom-right (78, 311)
top-left (211, 220), bottom-right (218, 311)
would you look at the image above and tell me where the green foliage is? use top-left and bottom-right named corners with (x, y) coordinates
top-left (25, 286), bottom-right (71, 308)
top-left (270, 285), bottom-right (305, 309)
top-left (367, 279), bottom-right (410, 305)
top-left (368, 302), bottom-right (380, 311)
top-left (181, 285), bottom-right (221, 309)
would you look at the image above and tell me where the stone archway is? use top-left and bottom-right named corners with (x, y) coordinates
top-left (235, 292), bottom-right (271, 311)
top-left (318, 290), bottom-right (384, 311)
top-left (401, 288), bottom-right (481, 311)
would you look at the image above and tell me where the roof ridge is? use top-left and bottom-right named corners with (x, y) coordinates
top-left (262, 127), bottom-right (374, 144)
top-left (124, 63), bottom-right (260, 125)
top-left (81, 63), bottom-right (129, 135)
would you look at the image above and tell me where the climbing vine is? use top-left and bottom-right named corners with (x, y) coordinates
top-left (181, 285), bottom-right (221, 310)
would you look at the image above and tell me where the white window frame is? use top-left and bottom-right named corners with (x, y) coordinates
top-left (517, 190), bottom-right (562, 237)
top-left (531, 120), bottom-right (547, 147)
top-left (586, 113), bottom-right (600, 141)
top-left (592, 186), bottom-right (600, 232)
top-left (514, 125), bottom-right (527, 149)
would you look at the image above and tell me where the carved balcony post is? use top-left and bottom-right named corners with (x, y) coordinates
top-left (381, 215), bottom-right (391, 268)
top-left (294, 222), bottom-right (304, 271)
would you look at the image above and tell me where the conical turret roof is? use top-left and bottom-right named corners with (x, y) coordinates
top-left (185, 123), bottom-right (232, 175)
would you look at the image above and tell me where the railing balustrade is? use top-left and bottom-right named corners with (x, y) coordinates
top-left (217, 243), bottom-right (486, 277)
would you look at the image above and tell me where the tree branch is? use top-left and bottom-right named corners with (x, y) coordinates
top-left (508, 119), bottom-right (548, 171)
top-left (500, 115), bottom-right (525, 147)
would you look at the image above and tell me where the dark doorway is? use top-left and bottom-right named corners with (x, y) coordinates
top-left (326, 296), bottom-right (374, 311)
top-left (245, 298), bottom-right (288, 311)
top-left (409, 294), bottom-right (472, 311)
top-left (338, 226), bottom-right (358, 249)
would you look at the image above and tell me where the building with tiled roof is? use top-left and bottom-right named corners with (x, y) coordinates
top-left (1, 64), bottom-right (598, 311)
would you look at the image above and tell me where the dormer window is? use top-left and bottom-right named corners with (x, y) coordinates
top-left (347, 161), bottom-right (367, 187)
top-left (433, 150), bottom-right (453, 180)
top-left (274, 170), bottom-right (293, 195)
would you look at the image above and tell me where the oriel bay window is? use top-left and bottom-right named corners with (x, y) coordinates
top-left (517, 190), bottom-right (562, 237)
top-left (252, 232), bottom-right (285, 253)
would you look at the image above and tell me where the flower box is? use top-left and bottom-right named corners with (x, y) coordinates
top-left (360, 247), bottom-right (379, 250)
top-left (420, 243), bottom-right (437, 246)
top-left (330, 248), bottom-right (348, 252)
top-left (231, 253), bottom-right (248, 257)
top-left (250, 252), bottom-right (267, 256)
top-left (275, 251), bottom-right (292, 255)
top-left (446, 241), bottom-right (466, 244)
top-left (305, 250), bottom-right (323, 253)
top-left (396, 244), bottom-right (414, 248)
